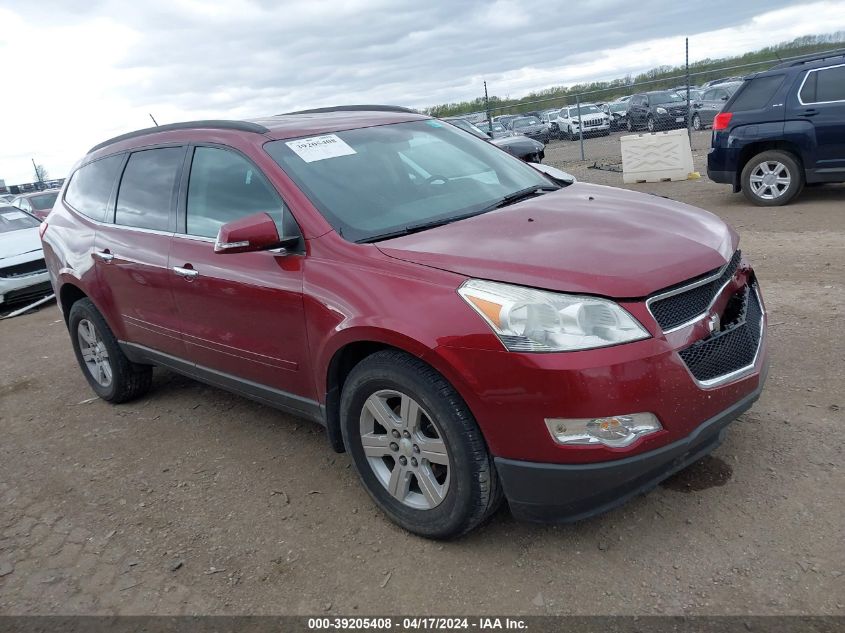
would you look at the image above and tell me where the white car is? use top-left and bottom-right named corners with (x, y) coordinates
top-left (554, 104), bottom-right (610, 140)
top-left (0, 206), bottom-right (51, 308)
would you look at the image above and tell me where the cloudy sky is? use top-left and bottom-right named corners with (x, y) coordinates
top-left (1, 0), bottom-right (844, 184)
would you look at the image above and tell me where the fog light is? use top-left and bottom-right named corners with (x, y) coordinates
top-left (545, 413), bottom-right (662, 448)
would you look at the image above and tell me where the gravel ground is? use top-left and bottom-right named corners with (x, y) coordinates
top-left (0, 149), bottom-right (843, 616)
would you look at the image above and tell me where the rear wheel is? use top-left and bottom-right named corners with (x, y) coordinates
top-left (340, 350), bottom-right (501, 539)
top-left (741, 150), bottom-right (804, 206)
top-left (692, 113), bottom-right (702, 131)
top-left (68, 298), bottom-right (152, 402)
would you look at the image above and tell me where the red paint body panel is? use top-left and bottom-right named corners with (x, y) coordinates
top-left (168, 236), bottom-right (315, 398)
top-left (378, 182), bottom-right (738, 298)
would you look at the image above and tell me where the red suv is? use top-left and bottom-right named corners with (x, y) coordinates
top-left (41, 107), bottom-right (768, 538)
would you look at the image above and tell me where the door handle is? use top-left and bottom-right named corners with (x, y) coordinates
top-left (93, 250), bottom-right (114, 263)
top-left (172, 266), bottom-right (199, 280)
top-left (800, 109), bottom-right (819, 117)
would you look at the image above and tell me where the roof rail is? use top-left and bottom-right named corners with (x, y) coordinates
top-left (280, 105), bottom-right (418, 116)
top-left (769, 47), bottom-right (845, 70)
top-left (87, 120), bottom-right (270, 154)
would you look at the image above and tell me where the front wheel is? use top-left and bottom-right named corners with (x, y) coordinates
top-left (68, 298), bottom-right (152, 402)
top-left (741, 150), bottom-right (804, 206)
top-left (340, 350), bottom-right (501, 539)
top-left (626, 118), bottom-right (634, 132)
top-left (646, 116), bottom-right (655, 132)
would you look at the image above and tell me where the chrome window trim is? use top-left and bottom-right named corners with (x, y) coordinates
top-left (646, 255), bottom-right (736, 334)
top-left (797, 63), bottom-right (845, 106)
top-left (63, 204), bottom-right (175, 237)
top-left (685, 286), bottom-right (766, 390)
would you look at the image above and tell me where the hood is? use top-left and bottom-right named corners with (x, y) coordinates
top-left (0, 227), bottom-right (42, 260)
top-left (376, 183), bottom-right (736, 298)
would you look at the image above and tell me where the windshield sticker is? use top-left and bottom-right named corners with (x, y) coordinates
top-left (1, 211), bottom-right (27, 220)
top-left (286, 134), bottom-right (357, 163)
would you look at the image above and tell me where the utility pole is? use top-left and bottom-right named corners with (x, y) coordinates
top-left (483, 82), bottom-right (492, 133)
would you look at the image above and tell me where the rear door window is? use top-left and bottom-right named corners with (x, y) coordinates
top-left (800, 64), bottom-right (845, 104)
top-left (115, 148), bottom-right (183, 231)
top-left (64, 154), bottom-right (124, 222)
top-left (730, 75), bottom-right (785, 111)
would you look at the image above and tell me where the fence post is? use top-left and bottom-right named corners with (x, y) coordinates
top-left (686, 37), bottom-right (692, 142)
top-left (483, 81), bottom-right (492, 134)
top-left (575, 93), bottom-right (585, 161)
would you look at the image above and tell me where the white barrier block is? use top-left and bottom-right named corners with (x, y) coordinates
top-left (621, 128), bottom-right (695, 183)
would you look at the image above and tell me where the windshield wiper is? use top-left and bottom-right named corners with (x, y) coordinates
top-left (476, 184), bottom-right (559, 214)
top-left (358, 185), bottom-right (559, 244)
top-left (358, 210), bottom-right (488, 243)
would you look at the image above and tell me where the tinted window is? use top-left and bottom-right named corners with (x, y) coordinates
top-left (731, 75), bottom-right (785, 111)
top-left (29, 191), bottom-right (59, 210)
top-left (800, 65), bottom-right (845, 103)
top-left (649, 91), bottom-right (684, 104)
top-left (0, 206), bottom-right (41, 232)
top-left (65, 154), bottom-right (124, 222)
top-left (115, 148), bottom-right (183, 231)
top-left (187, 147), bottom-right (286, 238)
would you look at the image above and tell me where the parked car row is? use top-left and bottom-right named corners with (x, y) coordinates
top-left (0, 204), bottom-right (52, 311)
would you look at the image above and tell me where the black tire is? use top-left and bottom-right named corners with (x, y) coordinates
top-left (626, 118), bottom-right (634, 132)
top-left (692, 114), bottom-right (702, 131)
top-left (646, 116), bottom-right (655, 132)
top-left (68, 298), bottom-right (152, 403)
top-left (740, 150), bottom-right (804, 207)
top-left (340, 350), bottom-right (501, 539)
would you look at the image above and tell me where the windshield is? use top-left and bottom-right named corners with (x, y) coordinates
top-left (28, 191), bottom-right (59, 210)
top-left (609, 103), bottom-right (627, 112)
top-left (570, 105), bottom-right (601, 115)
top-left (446, 119), bottom-right (489, 139)
top-left (650, 91), bottom-right (684, 104)
top-left (0, 206), bottom-right (40, 232)
top-left (266, 120), bottom-right (553, 243)
top-left (512, 117), bottom-right (541, 128)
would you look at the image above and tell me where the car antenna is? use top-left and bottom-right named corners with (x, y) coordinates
top-left (149, 113), bottom-right (159, 126)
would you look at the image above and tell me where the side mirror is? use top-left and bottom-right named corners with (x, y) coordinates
top-left (214, 212), bottom-right (295, 254)
top-left (721, 95), bottom-right (729, 101)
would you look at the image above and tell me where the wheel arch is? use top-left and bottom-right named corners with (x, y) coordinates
top-left (321, 329), bottom-right (473, 455)
top-left (59, 281), bottom-right (89, 325)
top-left (737, 141), bottom-right (805, 190)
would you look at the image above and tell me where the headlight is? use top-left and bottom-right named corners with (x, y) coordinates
top-left (656, 107), bottom-right (668, 114)
top-left (457, 279), bottom-right (650, 352)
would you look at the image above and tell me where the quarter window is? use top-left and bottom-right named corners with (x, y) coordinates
top-left (186, 147), bottom-right (287, 238)
top-left (115, 148), bottom-right (183, 231)
top-left (64, 154), bottom-right (124, 222)
top-left (800, 65), bottom-right (845, 103)
top-left (730, 75), bottom-right (785, 111)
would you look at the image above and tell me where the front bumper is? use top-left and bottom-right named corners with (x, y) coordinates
top-left (496, 368), bottom-right (766, 523)
top-left (0, 272), bottom-right (51, 306)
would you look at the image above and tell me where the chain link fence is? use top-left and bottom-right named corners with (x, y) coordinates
top-left (436, 38), bottom-right (844, 168)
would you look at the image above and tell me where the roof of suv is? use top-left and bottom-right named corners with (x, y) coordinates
top-left (87, 106), bottom-right (425, 156)
top-left (751, 48), bottom-right (845, 79)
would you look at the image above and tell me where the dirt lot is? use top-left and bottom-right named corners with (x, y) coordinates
top-left (0, 149), bottom-right (843, 616)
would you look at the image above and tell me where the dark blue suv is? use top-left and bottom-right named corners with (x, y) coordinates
top-left (707, 49), bottom-right (845, 206)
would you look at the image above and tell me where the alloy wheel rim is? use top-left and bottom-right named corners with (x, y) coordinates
top-left (77, 319), bottom-right (112, 387)
top-left (693, 115), bottom-right (701, 130)
top-left (647, 118), bottom-right (655, 132)
top-left (359, 389), bottom-right (450, 510)
top-left (749, 161), bottom-right (791, 200)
